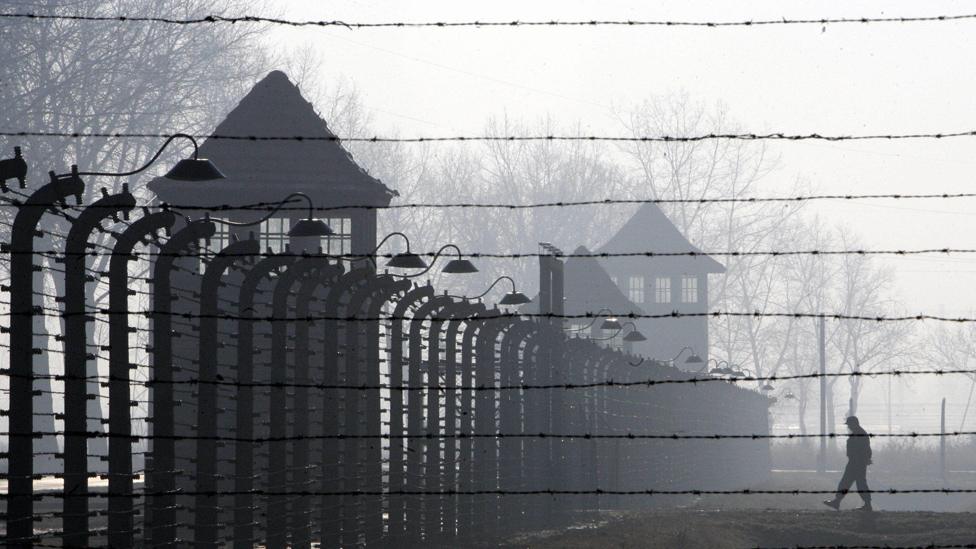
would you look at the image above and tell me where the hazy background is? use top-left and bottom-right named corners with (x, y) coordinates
top-left (258, 0), bottom-right (976, 437)
top-left (3, 0), bottom-right (976, 447)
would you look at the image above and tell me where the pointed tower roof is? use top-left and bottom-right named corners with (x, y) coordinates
top-left (597, 203), bottom-right (725, 273)
top-left (522, 245), bottom-right (644, 316)
top-left (149, 70), bottom-right (396, 209)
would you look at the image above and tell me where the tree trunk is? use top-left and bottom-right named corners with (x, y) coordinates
top-left (848, 376), bottom-right (861, 417)
top-left (797, 390), bottom-right (807, 436)
top-left (825, 383), bottom-right (838, 452)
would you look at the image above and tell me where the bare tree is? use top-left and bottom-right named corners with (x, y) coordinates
top-left (829, 232), bottom-right (915, 417)
top-left (339, 112), bottom-right (633, 297)
top-left (928, 322), bottom-right (976, 431)
top-left (428, 115), bottom-right (635, 297)
top-left (617, 94), bottom-right (812, 382)
top-left (779, 222), bottom-right (914, 434)
top-left (0, 0), bottom-right (272, 462)
top-left (617, 96), bottom-right (913, 436)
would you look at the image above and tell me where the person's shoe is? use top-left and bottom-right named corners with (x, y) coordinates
top-left (856, 503), bottom-right (873, 512)
top-left (822, 499), bottom-right (841, 510)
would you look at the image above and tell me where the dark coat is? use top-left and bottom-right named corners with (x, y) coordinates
top-left (847, 427), bottom-right (872, 465)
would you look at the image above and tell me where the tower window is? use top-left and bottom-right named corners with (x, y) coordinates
top-left (260, 217), bottom-right (290, 254)
top-left (199, 217), bottom-right (230, 273)
top-left (655, 277), bottom-right (671, 303)
top-left (681, 275), bottom-right (699, 303)
top-left (320, 217), bottom-right (352, 256)
top-left (628, 276), bottom-right (645, 304)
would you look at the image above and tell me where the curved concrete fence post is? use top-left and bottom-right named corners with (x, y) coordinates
top-left (232, 250), bottom-right (299, 549)
top-left (149, 218), bottom-right (214, 548)
top-left (6, 166), bottom-right (83, 547)
top-left (408, 292), bottom-right (454, 544)
top-left (63, 187), bottom-right (134, 548)
top-left (264, 255), bottom-right (327, 549)
top-left (339, 272), bottom-right (410, 545)
top-left (108, 210), bottom-right (177, 548)
top-left (290, 262), bottom-right (343, 549)
top-left (440, 301), bottom-right (481, 540)
top-left (382, 283), bottom-right (435, 544)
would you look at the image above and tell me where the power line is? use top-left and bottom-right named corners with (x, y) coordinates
top-left (4, 129), bottom-right (976, 143)
top-left (2, 12), bottom-right (975, 29)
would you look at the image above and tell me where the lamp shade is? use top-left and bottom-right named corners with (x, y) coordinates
top-left (623, 329), bottom-right (647, 342)
top-left (684, 353), bottom-right (704, 364)
top-left (387, 252), bottom-right (428, 269)
top-left (288, 218), bottom-right (334, 237)
top-left (164, 158), bottom-right (226, 181)
top-left (442, 258), bottom-right (478, 274)
top-left (600, 317), bottom-right (622, 330)
top-left (499, 291), bottom-right (531, 306)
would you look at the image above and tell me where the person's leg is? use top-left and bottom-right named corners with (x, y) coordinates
top-left (855, 465), bottom-right (871, 506)
top-left (834, 464), bottom-right (856, 503)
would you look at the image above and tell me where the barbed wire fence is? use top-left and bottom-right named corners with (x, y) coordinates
top-left (0, 153), bottom-right (973, 548)
top-left (3, 7), bottom-right (976, 549)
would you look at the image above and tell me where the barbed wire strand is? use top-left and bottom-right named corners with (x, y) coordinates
top-left (10, 192), bottom-right (976, 213)
top-left (3, 307), bottom-right (975, 323)
top-left (8, 488), bottom-right (976, 499)
top-left (5, 429), bottom-right (976, 443)
top-left (2, 12), bottom-right (976, 29)
top-left (4, 129), bottom-right (976, 143)
top-left (13, 247), bottom-right (976, 259)
top-left (3, 367), bottom-right (974, 391)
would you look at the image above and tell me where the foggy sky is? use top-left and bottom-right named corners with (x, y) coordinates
top-left (257, 1), bottom-right (976, 434)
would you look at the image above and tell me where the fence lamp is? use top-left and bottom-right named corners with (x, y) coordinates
top-left (67, 133), bottom-right (225, 182)
top-left (374, 232), bottom-right (427, 269)
top-left (195, 192), bottom-right (333, 238)
top-left (462, 275), bottom-right (531, 306)
top-left (82, 137), bottom-right (332, 235)
top-left (566, 308), bottom-right (621, 333)
top-left (590, 321), bottom-right (647, 342)
top-left (671, 346), bottom-right (703, 366)
top-left (394, 243), bottom-right (479, 278)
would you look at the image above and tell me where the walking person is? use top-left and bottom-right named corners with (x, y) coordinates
top-left (823, 416), bottom-right (873, 511)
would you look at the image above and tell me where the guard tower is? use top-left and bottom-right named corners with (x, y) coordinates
top-left (149, 70), bottom-right (397, 255)
top-left (144, 71), bottom-right (397, 543)
top-left (597, 203), bottom-right (725, 367)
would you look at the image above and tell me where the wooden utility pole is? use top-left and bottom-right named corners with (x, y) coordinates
top-left (818, 316), bottom-right (827, 474)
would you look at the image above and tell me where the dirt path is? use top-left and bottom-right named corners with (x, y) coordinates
top-left (508, 509), bottom-right (976, 548)
top-left (493, 471), bottom-right (976, 548)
